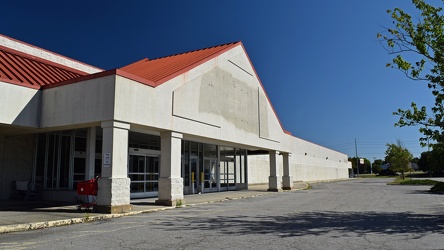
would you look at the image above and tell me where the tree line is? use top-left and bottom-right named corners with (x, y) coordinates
top-left (350, 140), bottom-right (444, 178)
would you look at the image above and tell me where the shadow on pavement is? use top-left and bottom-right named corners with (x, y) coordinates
top-left (156, 210), bottom-right (444, 238)
top-left (0, 200), bottom-right (78, 212)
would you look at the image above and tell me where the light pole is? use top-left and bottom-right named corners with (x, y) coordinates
top-left (355, 138), bottom-right (359, 177)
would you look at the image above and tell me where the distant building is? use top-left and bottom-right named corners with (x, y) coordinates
top-left (0, 34), bottom-right (351, 213)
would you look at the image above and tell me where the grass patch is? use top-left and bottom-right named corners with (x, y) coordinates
top-left (388, 177), bottom-right (404, 185)
top-left (357, 173), bottom-right (397, 180)
top-left (359, 174), bottom-right (395, 178)
top-left (398, 179), bottom-right (441, 185)
top-left (358, 174), bottom-right (377, 178)
top-left (175, 199), bottom-right (184, 208)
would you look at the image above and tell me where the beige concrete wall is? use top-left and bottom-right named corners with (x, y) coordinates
top-left (39, 44), bottom-right (291, 154)
top-left (113, 45), bottom-right (290, 152)
top-left (291, 137), bottom-right (350, 181)
top-left (0, 134), bottom-right (35, 200)
top-left (0, 82), bottom-right (40, 128)
top-left (40, 75), bottom-right (116, 128)
top-left (247, 137), bottom-right (350, 184)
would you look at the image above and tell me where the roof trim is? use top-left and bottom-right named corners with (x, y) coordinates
top-left (41, 69), bottom-right (156, 90)
top-left (0, 34), bottom-right (103, 74)
top-left (155, 42), bottom-right (241, 86)
top-left (0, 45), bottom-right (88, 76)
top-left (121, 58), bottom-right (149, 70)
top-left (0, 45), bottom-right (88, 90)
top-left (0, 77), bottom-right (41, 90)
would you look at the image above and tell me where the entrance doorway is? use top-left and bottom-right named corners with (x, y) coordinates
top-left (128, 148), bottom-right (160, 198)
top-left (182, 141), bottom-right (247, 194)
top-left (220, 156), bottom-right (236, 191)
top-left (203, 158), bottom-right (218, 192)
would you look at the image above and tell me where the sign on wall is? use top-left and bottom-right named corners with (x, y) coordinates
top-left (104, 153), bottom-right (111, 167)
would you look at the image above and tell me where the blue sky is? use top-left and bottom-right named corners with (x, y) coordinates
top-left (1, 0), bottom-right (436, 161)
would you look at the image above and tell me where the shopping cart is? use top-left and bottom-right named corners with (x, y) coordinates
top-left (76, 177), bottom-right (98, 211)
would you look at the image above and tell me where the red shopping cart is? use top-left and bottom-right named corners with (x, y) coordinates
top-left (77, 177), bottom-right (98, 211)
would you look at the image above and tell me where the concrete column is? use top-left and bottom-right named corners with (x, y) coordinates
top-left (0, 135), bottom-right (6, 200)
top-left (217, 147), bottom-right (221, 192)
top-left (85, 127), bottom-right (96, 180)
top-left (268, 150), bottom-right (281, 192)
top-left (282, 152), bottom-right (293, 190)
top-left (156, 131), bottom-right (184, 206)
top-left (96, 121), bottom-right (132, 214)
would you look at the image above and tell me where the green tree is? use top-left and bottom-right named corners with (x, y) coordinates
top-left (377, 0), bottom-right (444, 145)
top-left (429, 144), bottom-right (444, 174)
top-left (385, 141), bottom-right (413, 179)
top-left (418, 145), bottom-right (444, 174)
top-left (417, 151), bottom-right (431, 172)
top-left (372, 159), bottom-right (385, 174)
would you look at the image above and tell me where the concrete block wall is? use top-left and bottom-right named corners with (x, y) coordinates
top-left (248, 154), bottom-right (283, 184)
top-left (247, 137), bottom-right (350, 184)
top-left (291, 137), bottom-right (350, 181)
top-left (247, 153), bottom-right (349, 184)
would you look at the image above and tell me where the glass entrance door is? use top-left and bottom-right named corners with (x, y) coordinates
top-left (203, 158), bottom-right (218, 193)
top-left (220, 157), bottom-right (236, 191)
top-left (128, 153), bottom-right (159, 198)
top-left (182, 142), bottom-right (244, 194)
top-left (190, 155), bottom-right (199, 194)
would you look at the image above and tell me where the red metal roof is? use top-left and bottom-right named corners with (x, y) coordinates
top-left (0, 45), bottom-right (87, 89)
top-left (120, 42), bottom-right (241, 86)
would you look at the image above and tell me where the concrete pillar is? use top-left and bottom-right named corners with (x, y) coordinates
top-left (156, 131), bottom-right (184, 206)
top-left (85, 127), bottom-right (96, 180)
top-left (0, 135), bottom-right (6, 200)
top-left (282, 153), bottom-right (293, 190)
top-left (96, 121), bottom-right (132, 214)
top-left (268, 150), bottom-right (281, 192)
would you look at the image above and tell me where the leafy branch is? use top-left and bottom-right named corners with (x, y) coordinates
top-left (378, 0), bottom-right (444, 146)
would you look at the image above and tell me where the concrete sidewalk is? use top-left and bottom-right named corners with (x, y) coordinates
top-left (0, 182), bottom-right (308, 234)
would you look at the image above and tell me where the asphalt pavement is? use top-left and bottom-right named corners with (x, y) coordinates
top-left (1, 178), bottom-right (443, 250)
top-left (0, 182), bottom-right (309, 234)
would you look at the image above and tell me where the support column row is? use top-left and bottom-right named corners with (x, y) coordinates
top-left (268, 151), bottom-right (293, 191)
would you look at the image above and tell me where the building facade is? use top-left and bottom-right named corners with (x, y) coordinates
top-left (0, 34), bottom-right (351, 213)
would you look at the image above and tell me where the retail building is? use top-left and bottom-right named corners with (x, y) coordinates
top-left (0, 34), bottom-right (351, 213)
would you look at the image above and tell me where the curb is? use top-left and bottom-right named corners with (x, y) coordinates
top-left (0, 206), bottom-right (175, 234)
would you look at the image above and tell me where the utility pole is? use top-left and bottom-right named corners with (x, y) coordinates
top-left (355, 138), bottom-right (359, 177)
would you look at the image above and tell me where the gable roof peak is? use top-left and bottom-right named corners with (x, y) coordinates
top-left (151, 41), bottom-right (241, 61)
top-left (119, 41), bottom-right (242, 86)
